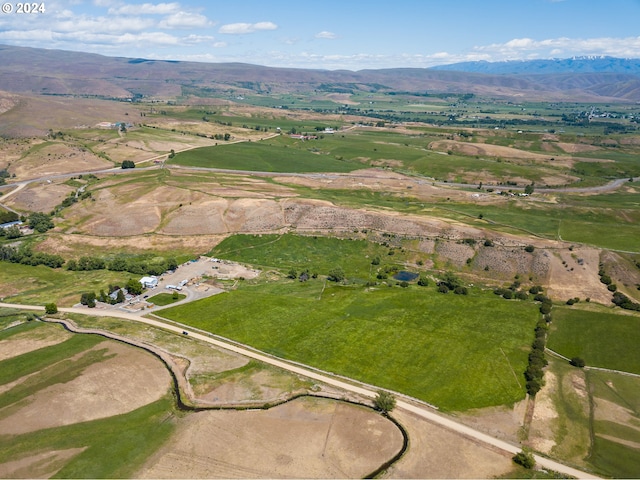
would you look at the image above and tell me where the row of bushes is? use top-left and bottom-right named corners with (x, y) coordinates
top-left (524, 315), bottom-right (551, 396)
top-left (67, 255), bottom-right (179, 276)
top-left (0, 245), bottom-right (64, 268)
top-left (599, 263), bottom-right (640, 311)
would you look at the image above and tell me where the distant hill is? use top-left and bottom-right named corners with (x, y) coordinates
top-left (1, 44), bottom-right (640, 102)
top-left (430, 56), bottom-right (640, 75)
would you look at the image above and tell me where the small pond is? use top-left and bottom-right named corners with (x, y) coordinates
top-left (393, 271), bottom-right (419, 282)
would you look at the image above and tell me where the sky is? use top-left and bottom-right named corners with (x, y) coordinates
top-left (1, 0), bottom-right (640, 70)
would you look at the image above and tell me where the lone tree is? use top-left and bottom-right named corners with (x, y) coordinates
top-left (44, 303), bottom-right (58, 315)
top-left (121, 160), bottom-right (135, 169)
top-left (327, 267), bottom-right (345, 283)
top-left (512, 449), bottom-right (535, 469)
top-left (373, 390), bottom-right (396, 414)
top-left (570, 357), bottom-right (586, 368)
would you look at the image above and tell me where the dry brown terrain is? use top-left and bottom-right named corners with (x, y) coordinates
top-left (5, 166), bottom-right (613, 303)
top-left (137, 397), bottom-right (403, 479)
top-left (0, 340), bottom-right (171, 436)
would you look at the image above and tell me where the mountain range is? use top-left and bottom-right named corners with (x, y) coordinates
top-left (2, 44), bottom-right (640, 102)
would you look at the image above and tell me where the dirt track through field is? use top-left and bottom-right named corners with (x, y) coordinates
top-left (0, 302), bottom-right (602, 479)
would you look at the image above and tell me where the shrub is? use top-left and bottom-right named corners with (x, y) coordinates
top-left (437, 284), bottom-right (449, 294)
top-left (570, 357), bottom-right (586, 368)
top-left (513, 450), bottom-right (535, 469)
top-left (44, 303), bottom-right (58, 314)
top-left (453, 286), bottom-right (468, 295)
top-left (417, 276), bottom-right (429, 287)
top-left (373, 390), bottom-right (396, 413)
top-left (327, 267), bottom-right (345, 282)
top-left (524, 245), bottom-right (535, 253)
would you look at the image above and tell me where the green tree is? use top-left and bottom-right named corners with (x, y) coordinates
top-left (327, 267), bottom-right (345, 282)
top-left (570, 357), bottom-right (586, 368)
top-left (172, 290), bottom-right (179, 300)
top-left (80, 292), bottom-right (96, 308)
top-left (116, 289), bottom-right (125, 303)
top-left (4, 225), bottom-right (22, 239)
top-left (44, 303), bottom-right (58, 314)
top-left (524, 183), bottom-right (535, 195)
top-left (513, 450), bottom-right (535, 469)
top-left (28, 212), bottom-right (54, 233)
top-left (373, 390), bottom-right (396, 413)
top-left (125, 278), bottom-right (144, 295)
top-left (121, 160), bottom-right (135, 169)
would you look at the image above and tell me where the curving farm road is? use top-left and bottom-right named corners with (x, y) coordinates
top-left (0, 301), bottom-right (600, 479)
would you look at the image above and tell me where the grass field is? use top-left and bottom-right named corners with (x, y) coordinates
top-left (159, 280), bottom-right (539, 411)
top-left (170, 140), bottom-right (364, 173)
top-left (587, 370), bottom-right (640, 478)
top-left (0, 262), bottom-right (138, 307)
top-left (147, 292), bottom-right (185, 306)
top-left (547, 305), bottom-right (640, 374)
top-left (210, 233), bottom-right (408, 280)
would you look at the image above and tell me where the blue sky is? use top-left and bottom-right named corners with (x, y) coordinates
top-left (1, 0), bottom-right (640, 69)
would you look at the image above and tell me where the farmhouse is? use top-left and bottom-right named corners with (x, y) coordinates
top-left (139, 276), bottom-right (158, 289)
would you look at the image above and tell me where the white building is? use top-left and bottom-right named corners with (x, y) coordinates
top-left (139, 276), bottom-right (158, 289)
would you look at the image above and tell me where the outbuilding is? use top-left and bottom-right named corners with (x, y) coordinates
top-left (139, 276), bottom-right (158, 289)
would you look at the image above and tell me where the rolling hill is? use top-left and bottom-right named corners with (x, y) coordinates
top-left (1, 44), bottom-right (640, 102)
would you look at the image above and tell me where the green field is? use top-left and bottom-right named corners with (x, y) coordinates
top-left (587, 370), bottom-right (640, 478)
top-left (159, 279), bottom-right (539, 411)
top-left (547, 305), bottom-right (640, 374)
top-left (210, 233), bottom-right (408, 279)
top-left (147, 292), bottom-right (185, 306)
top-left (170, 140), bottom-right (363, 173)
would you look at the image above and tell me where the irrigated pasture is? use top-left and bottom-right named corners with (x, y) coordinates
top-left (547, 305), bottom-right (640, 374)
top-left (160, 277), bottom-right (539, 411)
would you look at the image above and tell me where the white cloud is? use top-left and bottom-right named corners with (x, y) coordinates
top-left (315, 31), bottom-right (336, 39)
top-left (108, 2), bottom-right (181, 15)
top-left (158, 11), bottom-right (211, 29)
top-left (473, 36), bottom-right (640, 60)
top-left (218, 22), bottom-right (277, 34)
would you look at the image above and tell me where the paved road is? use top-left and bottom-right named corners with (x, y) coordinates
top-left (0, 301), bottom-right (601, 478)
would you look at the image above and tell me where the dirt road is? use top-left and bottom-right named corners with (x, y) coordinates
top-left (0, 302), bottom-right (600, 479)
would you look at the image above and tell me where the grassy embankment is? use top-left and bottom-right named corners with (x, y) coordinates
top-left (159, 234), bottom-right (540, 411)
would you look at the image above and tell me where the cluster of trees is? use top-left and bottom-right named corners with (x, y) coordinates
top-left (524, 316), bottom-right (550, 396)
top-left (67, 254), bottom-right (178, 276)
top-left (28, 212), bottom-right (55, 233)
top-left (0, 224), bottom-right (22, 239)
top-left (494, 282), bottom-right (543, 302)
top-left (80, 279), bottom-right (145, 308)
top-left (437, 271), bottom-right (468, 295)
top-left (0, 245), bottom-right (65, 268)
top-left (287, 268), bottom-right (317, 282)
top-left (598, 264), bottom-right (640, 310)
top-left (0, 168), bottom-right (10, 186)
top-left (0, 209), bottom-right (18, 224)
top-left (612, 292), bottom-right (640, 311)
